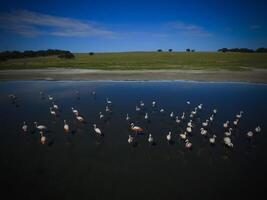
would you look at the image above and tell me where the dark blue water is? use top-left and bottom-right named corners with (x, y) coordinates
top-left (0, 81), bottom-right (267, 200)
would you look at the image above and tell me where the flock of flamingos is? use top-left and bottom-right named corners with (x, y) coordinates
top-left (8, 91), bottom-right (262, 149)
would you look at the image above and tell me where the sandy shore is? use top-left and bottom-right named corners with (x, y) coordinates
top-left (1, 68), bottom-right (267, 83)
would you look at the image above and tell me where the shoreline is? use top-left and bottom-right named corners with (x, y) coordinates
top-left (1, 68), bottom-right (267, 83)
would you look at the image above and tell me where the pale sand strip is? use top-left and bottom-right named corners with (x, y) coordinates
top-left (0, 68), bottom-right (267, 83)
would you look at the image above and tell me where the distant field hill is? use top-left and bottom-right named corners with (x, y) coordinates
top-left (0, 51), bottom-right (267, 71)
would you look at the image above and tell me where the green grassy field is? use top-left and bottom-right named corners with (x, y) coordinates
top-left (0, 52), bottom-right (267, 70)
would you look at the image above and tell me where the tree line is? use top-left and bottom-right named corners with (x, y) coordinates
top-left (0, 49), bottom-right (75, 61)
top-left (218, 48), bottom-right (267, 53)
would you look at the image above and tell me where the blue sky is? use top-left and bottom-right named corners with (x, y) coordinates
top-left (0, 0), bottom-right (266, 52)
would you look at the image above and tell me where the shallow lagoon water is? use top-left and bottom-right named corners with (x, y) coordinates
top-left (0, 80), bottom-right (267, 200)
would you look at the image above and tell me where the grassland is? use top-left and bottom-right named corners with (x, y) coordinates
top-left (0, 52), bottom-right (267, 71)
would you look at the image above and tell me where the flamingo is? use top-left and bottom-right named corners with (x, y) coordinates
top-left (247, 131), bottom-right (254, 138)
top-left (148, 134), bottom-right (154, 144)
top-left (91, 91), bottom-right (96, 95)
top-left (152, 101), bottom-right (156, 107)
top-left (49, 107), bottom-right (56, 116)
top-left (224, 128), bottom-right (233, 136)
top-left (187, 120), bottom-right (193, 127)
top-left (34, 122), bottom-right (47, 131)
top-left (52, 102), bottom-right (59, 110)
top-left (130, 123), bottom-right (143, 134)
top-left (180, 132), bottom-right (187, 140)
top-left (233, 118), bottom-right (239, 126)
top-left (255, 126), bottom-right (261, 133)
top-left (175, 116), bottom-right (181, 124)
top-left (209, 135), bottom-right (216, 144)
top-left (71, 107), bottom-right (79, 115)
top-left (185, 139), bottom-right (192, 149)
top-left (186, 126), bottom-right (192, 133)
top-left (191, 107), bottom-right (197, 115)
top-left (40, 131), bottom-right (46, 145)
top-left (128, 135), bottom-right (134, 144)
top-left (198, 104), bottom-right (203, 110)
top-left (126, 113), bottom-right (130, 121)
top-left (140, 101), bottom-right (145, 107)
top-left (93, 124), bottom-right (102, 135)
top-left (136, 106), bottom-right (141, 112)
top-left (236, 111), bottom-right (244, 119)
top-left (202, 119), bottom-right (209, 127)
top-left (186, 101), bottom-right (190, 105)
top-left (105, 106), bottom-right (111, 112)
top-left (106, 98), bottom-right (112, 104)
top-left (48, 95), bottom-right (53, 101)
top-left (145, 113), bottom-right (149, 120)
top-left (76, 114), bottom-right (85, 122)
top-left (181, 112), bottom-right (185, 120)
top-left (160, 108), bottom-right (164, 113)
top-left (200, 128), bottom-right (207, 136)
top-left (64, 120), bottom-right (69, 133)
top-left (223, 120), bottom-right (230, 129)
top-left (213, 109), bottom-right (217, 114)
top-left (99, 112), bottom-right (104, 119)
top-left (22, 121), bottom-right (28, 132)
top-left (166, 131), bottom-right (172, 142)
top-left (224, 137), bottom-right (233, 148)
top-left (170, 112), bottom-right (174, 118)
top-left (209, 114), bottom-right (214, 122)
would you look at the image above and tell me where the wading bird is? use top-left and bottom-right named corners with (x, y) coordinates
top-left (106, 98), bottom-right (112, 104)
top-left (22, 121), bottom-right (28, 133)
top-left (49, 107), bottom-right (56, 116)
top-left (224, 128), bottom-right (233, 136)
top-left (71, 107), bottom-right (79, 115)
top-left (180, 132), bottom-right (187, 140)
top-left (40, 131), bottom-right (46, 145)
top-left (200, 128), bottom-right (207, 136)
top-left (224, 137), bottom-right (233, 148)
top-left (175, 116), bottom-right (181, 124)
top-left (185, 139), bottom-right (192, 149)
top-left (145, 113), bottom-right (149, 120)
top-left (223, 121), bottom-right (230, 129)
top-left (52, 102), bottom-right (59, 110)
top-left (64, 120), bottom-right (69, 133)
top-left (128, 135), bottom-right (134, 144)
top-left (99, 112), bottom-right (104, 120)
top-left (75, 114), bottom-right (85, 122)
top-left (130, 123), bottom-right (143, 134)
top-left (202, 119), bottom-right (209, 127)
top-left (209, 135), bottom-right (216, 144)
top-left (34, 122), bottom-right (47, 131)
top-left (247, 131), bottom-right (254, 138)
top-left (166, 131), bottom-right (172, 142)
top-left (236, 111), bottom-right (244, 119)
top-left (126, 113), bottom-right (130, 121)
top-left (255, 126), bottom-right (261, 133)
top-left (136, 106), bottom-right (141, 112)
top-left (148, 134), bottom-right (154, 144)
top-left (93, 124), bottom-right (102, 135)
top-left (48, 95), bottom-right (53, 101)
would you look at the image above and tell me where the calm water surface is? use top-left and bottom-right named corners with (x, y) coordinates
top-left (0, 81), bottom-right (267, 200)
